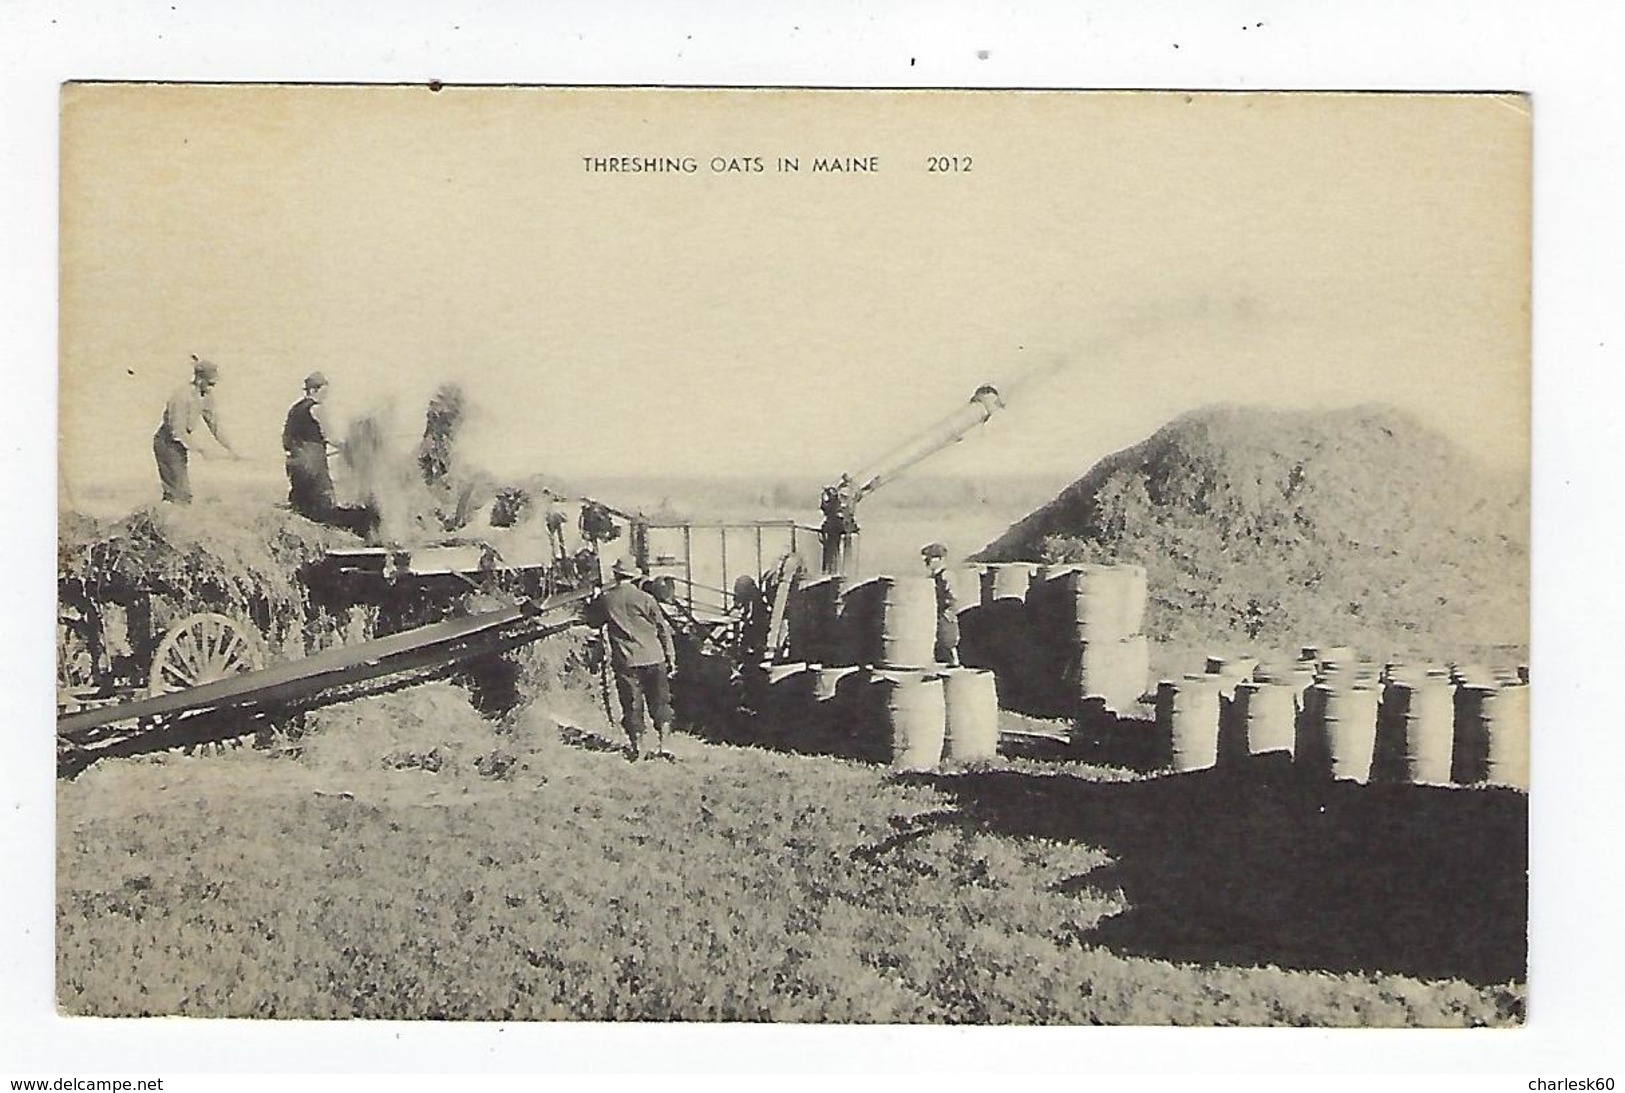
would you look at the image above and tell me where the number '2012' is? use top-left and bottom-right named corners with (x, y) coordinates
top-left (927, 155), bottom-right (973, 172)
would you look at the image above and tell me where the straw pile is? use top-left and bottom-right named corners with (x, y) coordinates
top-left (978, 404), bottom-right (1527, 659)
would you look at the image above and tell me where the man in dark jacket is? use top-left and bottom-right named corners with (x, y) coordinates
top-left (283, 372), bottom-right (337, 521)
top-left (282, 373), bottom-right (377, 539)
top-left (922, 541), bottom-right (961, 667)
top-left (585, 557), bottom-right (678, 761)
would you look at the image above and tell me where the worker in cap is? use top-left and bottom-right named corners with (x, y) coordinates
top-left (153, 354), bottom-right (237, 504)
top-left (922, 542), bottom-right (961, 667)
top-left (281, 371), bottom-right (375, 538)
top-left (585, 556), bottom-right (677, 762)
top-left (282, 371), bottom-right (337, 522)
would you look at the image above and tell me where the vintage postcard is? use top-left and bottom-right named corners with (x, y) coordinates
top-left (56, 85), bottom-right (1529, 1026)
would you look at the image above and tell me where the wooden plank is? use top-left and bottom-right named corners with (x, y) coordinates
top-left (57, 590), bottom-right (592, 737)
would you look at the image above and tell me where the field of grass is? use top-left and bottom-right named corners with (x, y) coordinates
top-left (56, 677), bottom-right (1525, 1025)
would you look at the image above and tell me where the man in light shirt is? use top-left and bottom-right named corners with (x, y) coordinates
top-left (152, 356), bottom-right (237, 504)
top-left (585, 557), bottom-right (678, 762)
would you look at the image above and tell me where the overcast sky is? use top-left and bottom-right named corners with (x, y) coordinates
top-left (60, 86), bottom-right (1529, 494)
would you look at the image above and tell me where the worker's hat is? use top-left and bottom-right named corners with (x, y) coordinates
top-left (191, 356), bottom-right (220, 383)
top-left (304, 371), bottom-right (329, 391)
top-left (920, 542), bottom-right (949, 560)
top-left (612, 557), bottom-right (639, 580)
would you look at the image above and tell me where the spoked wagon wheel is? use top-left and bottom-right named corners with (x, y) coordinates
top-left (147, 612), bottom-right (265, 697)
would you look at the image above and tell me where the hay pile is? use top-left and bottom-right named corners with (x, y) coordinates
top-left (293, 682), bottom-right (518, 777)
top-left (978, 404), bottom-right (1528, 660)
top-left (290, 634), bottom-right (611, 782)
top-left (58, 504), bottom-right (355, 659)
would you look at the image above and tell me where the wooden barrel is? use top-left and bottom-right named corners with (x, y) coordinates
top-left (874, 671), bottom-right (946, 773)
top-left (955, 602), bottom-right (997, 671)
top-left (784, 583), bottom-right (817, 664)
top-left (1070, 639), bottom-right (1116, 705)
top-left (1117, 563), bottom-right (1148, 636)
top-left (957, 597), bottom-right (1024, 707)
top-left (877, 575), bottom-right (937, 669)
top-left (1112, 634), bottom-right (1151, 711)
top-left (1236, 680), bottom-right (1297, 757)
top-left (1024, 565), bottom-right (1076, 638)
top-left (1009, 566), bottom-right (1078, 716)
top-left (945, 567), bottom-right (981, 615)
top-left (1157, 675), bottom-right (1221, 773)
top-left (1384, 679), bottom-right (1455, 786)
top-left (941, 667), bottom-right (1000, 763)
top-left (792, 575), bottom-right (844, 665)
top-left (1010, 632), bottom-right (1065, 719)
top-left (836, 577), bottom-right (883, 665)
top-left (766, 661), bottom-right (814, 742)
top-left (1308, 683), bottom-right (1380, 783)
top-left (810, 664), bottom-right (862, 743)
top-left (1484, 683), bottom-right (1530, 791)
top-left (980, 563), bottom-right (1036, 606)
top-left (1067, 565), bottom-right (1124, 642)
top-left (1452, 684), bottom-right (1488, 783)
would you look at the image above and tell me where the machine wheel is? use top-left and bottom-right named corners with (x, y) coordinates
top-left (147, 612), bottom-right (265, 697)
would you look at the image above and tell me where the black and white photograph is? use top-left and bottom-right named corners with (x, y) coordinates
top-left (48, 83), bottom-right (1534, 1030)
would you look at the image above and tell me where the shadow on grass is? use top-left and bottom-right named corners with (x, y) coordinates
top-left (906, 754), bottom-right (1527, 985)
top-left (675, 680), bottom-right (895, 765)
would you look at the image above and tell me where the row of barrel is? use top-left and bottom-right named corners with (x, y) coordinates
top-left (741, 661), bottom-right (1001, 773)
top-left (785, 573), bottom-right (942, 670)
top-left (965, 561), bottom-right (1151, 717)
top-left (784, 561), bottom-right (1152, 718)
top-left (1158, 651), bottom-right (1531, 790)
